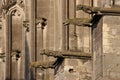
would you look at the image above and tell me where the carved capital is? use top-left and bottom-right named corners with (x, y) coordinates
top-left (11, 50), bottom-right (21, 60)
top-left (0, 48), bottom-right (5, 62)
top-left (0, 52), bottom-right (5, 62)
top-left (0, 26), bottom-right (2, 30)
top-left (36, 18), bottom-right (47, 29)
top-left (23, 20), bottom-right (29, 32)
top-left (0, 21), bottom-right (2, 30)
top-left (11, 10), bottom-right (21, 16)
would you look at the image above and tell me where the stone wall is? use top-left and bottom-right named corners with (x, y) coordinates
top-left (55, 0), bottom-right (92, 80)
top-left (103, 16), bottom-right (120, 80)
top-left (1, 0), bottom-right (120, 80)
top-left (36, 0), bottom-right (67, 80)
top-left (94, 0), bottom-right (120, 80)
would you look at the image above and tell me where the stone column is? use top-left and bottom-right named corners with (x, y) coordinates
top-left (0, 16), bottom-right (5, 80)
top-left (5, 14), bottom-right (11, 80)
top-left (30, 0), bottom-right (36, 79)
top-left (36, 0), bottom-right (51, 80)
top-left (24, 0), bottom-right (31, 80)
top-left (92, 17), bottom-right (103, 80)
top-left (68, 0), bottom-right (76, 50)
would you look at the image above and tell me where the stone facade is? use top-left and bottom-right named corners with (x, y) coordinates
top-left (0, 0), bottom-right (120, 80)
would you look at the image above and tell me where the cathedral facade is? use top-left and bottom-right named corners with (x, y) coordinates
top-left (0, 0), bottom-right (120, 80)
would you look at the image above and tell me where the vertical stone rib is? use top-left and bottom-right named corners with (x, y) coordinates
top-left (66, 0), bottom-right (69, 50)
top-left (11, 13), bottom-right (23, 80)
top-left (62, 0), bottom-right (67, 50)
top-left (5, 14), bottom-right (11, 80)
top-left (69, 0), bottom-right (77, 50)
top-left (92, 1), bottom-right (103, 80)
top-left (30, 0), bottom-right (36, 79)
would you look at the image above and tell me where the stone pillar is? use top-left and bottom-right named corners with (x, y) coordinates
top-left (0, 48), bottom-right (5, 80)
top-left (0, 60), bottom-right (5, 80)
top-left (0, 17), bottom-right (5, 80)
top-left (5, 14), bottom-right (11, 80)
top-left (36, 0), bottom-right (51, 80)
top-left (92, 1), bottom-right (103, 80)
top-left (24, 0), bottom-right (31, 80)
top-left (92, 16), bottom-right (103, 80)
top-left (68, 0), bottom-right (76, 50)
top-left (30, 0), bottom-right (36, 79)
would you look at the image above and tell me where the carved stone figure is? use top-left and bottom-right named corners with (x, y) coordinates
top-left (63, 18), bottom-right (92, 26)
top-left (41, 50), bottom-right (91, 59)
top-left (77, 4), bottom-right (120, 15)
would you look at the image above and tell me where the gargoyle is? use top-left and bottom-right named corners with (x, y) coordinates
top-left (63, 18), bottom-right (92, 26)
top-left (77, 4), bottom-right (120, 15)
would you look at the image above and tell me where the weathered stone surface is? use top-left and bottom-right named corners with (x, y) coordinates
top-left (102, 16), bottom-right (120, 80)
top-left (1, 0), bottom-right (120, 80)
top-left (92, 15), bottom-right (103, 80)
top-left (54, 0), bottom-right (92, 80)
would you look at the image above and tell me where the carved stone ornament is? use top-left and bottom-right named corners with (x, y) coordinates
top-left (77, 4), bottom-right (120, 15)
top-left (30, 61), bottom-right (55, 69)
top-left (36, 18), bottom-right (47, 29)
top-left (41, 49), bottom-right (92, 60)
top-left (11, 50), bottom-right (21, 61)
top-left (1, 0), bottom-right (24, 11)
top-left (0, 19), bottom-right (2, 30)
top-left (2, 0), bottom-right (17, 10)
top-left (63, 18), bottom-right (92, 26)
top-left (23, 20), bottom-right (30, 32)
top-left (11, 9), bottom-right (21, 16)
top-left (17, 0), bottom-right (25, 9)
top-left (0, 48), bottom-right (5, 62)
